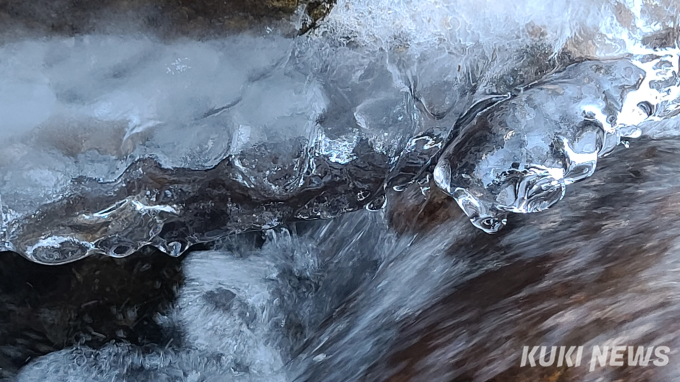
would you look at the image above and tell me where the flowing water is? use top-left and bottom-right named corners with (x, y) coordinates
top-left (2, 0), bottom-right (680, 381)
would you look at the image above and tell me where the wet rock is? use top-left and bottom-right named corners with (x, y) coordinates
top-left (379, 138), bottom-right (680, 382)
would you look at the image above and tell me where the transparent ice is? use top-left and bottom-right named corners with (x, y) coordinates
top-left (433, 53), bottom-right (680, 232)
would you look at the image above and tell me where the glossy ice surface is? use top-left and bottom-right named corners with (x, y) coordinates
top-left (0, 0), bottom-right (679, 260)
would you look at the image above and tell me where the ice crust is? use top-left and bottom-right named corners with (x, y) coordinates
top-left (1, 0), bottom-right (680, 263)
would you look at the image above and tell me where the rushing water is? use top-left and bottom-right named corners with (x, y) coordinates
top-left (2, 0), bottom-right (680, 381)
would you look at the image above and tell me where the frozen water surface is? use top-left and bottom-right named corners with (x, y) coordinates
top-left (1, 0), bottom-right (680, 262)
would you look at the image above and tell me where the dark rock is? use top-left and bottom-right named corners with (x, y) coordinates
top-left (0, 247), bottom-right (183, 377)
top-left (0, 0), bottom-right (335, 41)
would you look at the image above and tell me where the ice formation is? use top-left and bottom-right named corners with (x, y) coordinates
top-left (0, 0), bottom-right (679, 264)
top-left (434, 53), bottom-right (680, 232)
